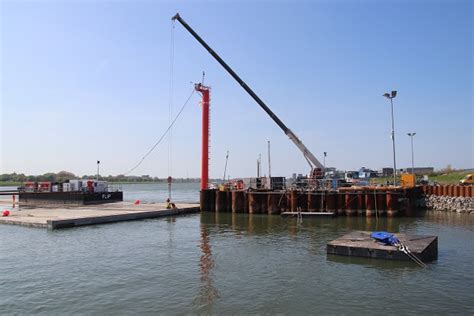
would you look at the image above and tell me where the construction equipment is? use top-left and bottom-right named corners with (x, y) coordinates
top-left (460, 174), bottom-right (474, 185)
top-left (172, 13), bottom-right (324, 179)
top-left (400, 173), bottom-right (416, 188)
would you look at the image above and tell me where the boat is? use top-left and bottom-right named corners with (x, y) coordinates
top-left (18, 179), bottom-right (123, 206)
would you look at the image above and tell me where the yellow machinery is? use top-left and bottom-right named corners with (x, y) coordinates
top-left (460, 174), bottom-right (474, 185)
top-left (401, 174), bottom-right (416, 188)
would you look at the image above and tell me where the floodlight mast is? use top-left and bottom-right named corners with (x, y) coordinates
top-left (172, 13), bottom-right (324, 177)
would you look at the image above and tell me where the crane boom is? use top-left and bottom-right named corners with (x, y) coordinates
top-left (172, 13), bottom-right (324, 174)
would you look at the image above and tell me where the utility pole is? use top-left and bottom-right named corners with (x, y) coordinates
top-left (267, 141), bottom-right (272, 190)
top-left (407, 133), bottom-right (416, 174)
top-left (223, 150), bottom-right (229, 181)
top-left (257, 154), bottom-right (261, 178)
top-left (267, 141), bottom-right (271, 178)
top-left (323, 152), bottom-right (327, 178)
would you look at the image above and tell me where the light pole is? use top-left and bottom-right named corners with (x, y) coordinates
top-left (383, 90), bottom-right (397, 186)
top-left (323, 152), bottom-right (327, 177)
top-left (407, 132), bottom-right (416, 174)
top-left (96, 160), bottom-right (100, 182)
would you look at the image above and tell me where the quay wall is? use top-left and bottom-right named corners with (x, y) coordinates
top-left (200, 187), bottom-right (423, 217)
top-left (421, 185), bottom-right (474, 214)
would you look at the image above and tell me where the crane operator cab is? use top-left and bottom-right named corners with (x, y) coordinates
top-left (311, 168), bottom-right (324, 179)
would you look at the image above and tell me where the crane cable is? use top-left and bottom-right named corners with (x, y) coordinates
top-left (123, 89), bottom-right (196, 176)
top-left (168, 19), bottom-right (175, 200)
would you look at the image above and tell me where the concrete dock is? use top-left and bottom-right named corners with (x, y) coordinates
top-left (0, 198), bottom-right (199, 229)
top-left (327, 231), bottom-right (438, 262)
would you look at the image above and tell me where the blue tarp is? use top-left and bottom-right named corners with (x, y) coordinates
top-left (371, 231), bottom-right (400, 246)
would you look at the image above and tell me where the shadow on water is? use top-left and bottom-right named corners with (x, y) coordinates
top-left (326, 253), bottom-right (424, 270)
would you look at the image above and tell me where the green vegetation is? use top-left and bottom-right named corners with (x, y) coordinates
top-left (429, 170), bottom-right (473, 184)
top-left (369, 176), bottom-right (393, 185)
top-left (0, 171), bottom-right (201, 186)
top-left (0, 181), bottom-right (21, 187)
top-left (370, 169), bottom-right (473, 185)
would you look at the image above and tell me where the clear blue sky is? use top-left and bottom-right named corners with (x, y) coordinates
top-left (0, 0), bottom-right (472, 178)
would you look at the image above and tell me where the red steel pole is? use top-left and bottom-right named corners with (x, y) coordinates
top-left (195, 84), bottom-right (210, 190)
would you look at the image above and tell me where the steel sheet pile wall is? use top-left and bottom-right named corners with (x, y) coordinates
top-left (422, 185), bottom-right (473, 198)
top-left (422, 185), bottom-right (474, 214)
top-left (200, 187), bottom-right (417, 217)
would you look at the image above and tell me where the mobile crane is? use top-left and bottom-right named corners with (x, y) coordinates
top-left (172, 13), bottom-right (324, 179)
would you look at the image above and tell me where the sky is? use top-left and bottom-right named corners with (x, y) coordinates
top-left (0, 0), bottom-right (472, 178)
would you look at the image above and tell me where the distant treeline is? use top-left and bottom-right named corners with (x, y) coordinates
top-left (0, 171), bottom-right (202, 184)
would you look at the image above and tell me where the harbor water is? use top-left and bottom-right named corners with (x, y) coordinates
top-left (1, 183), bottom-right (473, 314)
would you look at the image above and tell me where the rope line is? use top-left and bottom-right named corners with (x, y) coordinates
top-left (123, 89), bottom-right (196, 175)
top-left (168, 20), bottom-right (175, 179)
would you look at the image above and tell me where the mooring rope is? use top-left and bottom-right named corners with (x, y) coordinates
top-left (168, 20), bottom-right (175, 186)
top-left (374, 189), bottom-right (379, 228)
top-left (167, 20), bottom-right (176, 200)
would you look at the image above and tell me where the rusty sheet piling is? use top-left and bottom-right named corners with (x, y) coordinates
top-left (201, 187), bottom-right (423, 217)
top-left (231, 190), bottom-right (245, 213)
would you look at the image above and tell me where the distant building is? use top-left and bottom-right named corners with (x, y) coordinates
top-left (405, 167), bottom-right (434, 175)
top-left (382, 168), bottom-right (394, 177)
top-left (358, 167), bottom-right (377, 179)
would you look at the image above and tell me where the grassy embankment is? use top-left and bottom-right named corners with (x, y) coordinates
top-left (371, 170), bottom-right (473, 185)
top-left (0, 182), bottom-right (21, 187)
top-left (429, 170), bottom-right (473, 184)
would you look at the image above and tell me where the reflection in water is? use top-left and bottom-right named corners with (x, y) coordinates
top-left (195, 223), bottom-right (219, 310)
top-left (200, 212), bottom-right (424, 237)
top-left (423, 211), bottom-right (474, 230)
top-left (193, 211), bottom-right (473, 314)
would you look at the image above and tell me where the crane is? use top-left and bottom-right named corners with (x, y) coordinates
top-left (172, 13), bottom-right (324, 179)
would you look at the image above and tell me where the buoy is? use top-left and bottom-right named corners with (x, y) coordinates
top-left (134, 199), bottom-right (140, 205)
top-left (2, 210), bottom-right (10, 217)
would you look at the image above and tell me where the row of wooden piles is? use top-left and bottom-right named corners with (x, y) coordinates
top-left (200, 187), bottom-right (418, 217)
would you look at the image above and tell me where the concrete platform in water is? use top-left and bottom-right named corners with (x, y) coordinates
top-left (0, 199), bottom-right (199, 230)
top-left (327, 231), bottom-right (438, 262)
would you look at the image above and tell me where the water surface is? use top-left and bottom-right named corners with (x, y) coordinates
top-left (1, 184), bottom-right (473, 314)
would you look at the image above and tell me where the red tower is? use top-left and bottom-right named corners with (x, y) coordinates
top-left (195, 83), bottom-right (210, 191)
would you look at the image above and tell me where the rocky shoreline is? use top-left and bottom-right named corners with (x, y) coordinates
top-left (425, 195), bottom-right (474, 214)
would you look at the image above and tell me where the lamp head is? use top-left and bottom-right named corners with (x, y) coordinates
top-left (383, 93), bottom-right (391, 99)
top-left (391, 90), bottom-right (397, 98)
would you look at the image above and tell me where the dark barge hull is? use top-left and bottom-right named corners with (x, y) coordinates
top-left (19, 191), bottom-right (123, 206)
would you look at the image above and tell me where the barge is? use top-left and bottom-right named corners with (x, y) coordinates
top-left (18, 180), bottom-right (123, 206)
